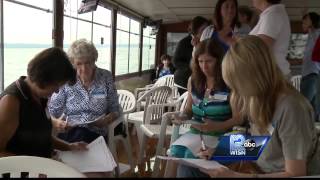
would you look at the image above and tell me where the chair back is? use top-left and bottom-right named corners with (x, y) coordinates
top-left (290, 75), bottom-right (302, 91)
top-left (117, 90), bottom-right (136, 114)
top-left (154, 75), bottom-right (175, 87)
top-left (155, 75), bottom-right (179, 100)
top-left (177, 91), bottom-right (188, 112)
top-left (138, 86), bottom-right (172, 122)
top-left (0, 156), bottom-right (85, 178)
top-left (144, 104), bottom-right (165, 125)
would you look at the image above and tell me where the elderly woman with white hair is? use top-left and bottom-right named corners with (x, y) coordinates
top-left (48, 39), bottom-right (121, 145)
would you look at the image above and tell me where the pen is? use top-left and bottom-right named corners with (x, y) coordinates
top-left (200, 132), bottom-right (207, 151)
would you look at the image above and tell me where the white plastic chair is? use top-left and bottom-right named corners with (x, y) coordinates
top-left (0, 156), bottom-right (85, 178)
top-left (107, 90), bottom-right (136, 175)
top-left (290, 75), bottom-right (302, 91)
top-left (148, 91), bottom-right (189, 177)
top-left (134, 75), bottom-right (178, 110)
top-left (127, 86), bottom-right (172, 154)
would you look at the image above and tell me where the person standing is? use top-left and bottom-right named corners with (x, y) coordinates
top-left (173, 16), bottom-right (210, 95)
top-left (249, 0), bottom-right (291, 78)
top-left (300, 12), bottom-right (320, 122)
top-left (200, 0), bottom-right (239, 52)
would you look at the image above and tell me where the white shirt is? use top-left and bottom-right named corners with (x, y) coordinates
top-left (250, 4), bottom-right (291, 76)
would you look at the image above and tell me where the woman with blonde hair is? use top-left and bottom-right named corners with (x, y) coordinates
top-left (197, 36), bottom-right (320, 177)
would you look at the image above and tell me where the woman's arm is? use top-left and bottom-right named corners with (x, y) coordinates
top-left (52, 136), bottom-right (88, 152)
top-left (48, 87), bottom-right (67, 119)
top-left (0, 95), bottom-right (20, 157)
top-left (52, 136), bottom-right (71, 151)
top-left (183, 77), bottom-right (194, 118)
top-left (191, 113), bottom-right (243, 133)
top-left (91, 111), bottom-right (120, 128)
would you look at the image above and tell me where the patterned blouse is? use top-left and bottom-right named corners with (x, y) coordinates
top-left (48, 67), bottom-right (120, 136)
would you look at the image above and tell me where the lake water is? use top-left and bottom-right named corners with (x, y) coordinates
top-left (3, 46), bottom-right (153, 88)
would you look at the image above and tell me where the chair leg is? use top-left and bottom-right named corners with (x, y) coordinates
top-left (137, 133), bottom-right (148, 176)
top-left (152, 133), bottom-right (166, 177)
top-left (152, 156), bottom-right (161, 177)
top-left (138, 134), bottom-right (146, 165)
top-left (121, 136), bottom-right (135, 173)
top-left (108, 138), bottom-right (120, 177)
top-left (164, 161), bottom-right (178, 177)
top-left (135, 123), bottom-right (143, 149)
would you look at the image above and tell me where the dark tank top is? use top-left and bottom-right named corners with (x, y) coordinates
top-left (1, 76), bottom-right (53, 158)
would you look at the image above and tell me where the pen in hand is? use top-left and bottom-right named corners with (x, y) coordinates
top-left (200, 132), bottom-right (207, 151)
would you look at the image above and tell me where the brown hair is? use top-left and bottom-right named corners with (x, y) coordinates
top-left (189, 16), bottom-right (210, 35)
top-left (238, 6), bottom-right (253, 23)
top-left (27, 47), bottom-right (76, 89)
top-left (213, 0), bottom-right (239, 31)
top-left (191, 39), bottom-right (227, 94)
top-left (160, 54), bottom-right (171, 62)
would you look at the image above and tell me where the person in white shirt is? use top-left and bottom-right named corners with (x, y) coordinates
top-left (249, 0), bottom-right (291, 78)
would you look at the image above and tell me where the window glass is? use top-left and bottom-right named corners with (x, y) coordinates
top-left (15, 0), bottom-right (53, 10)
top-left (117, 13), bottom-right (130, 31)
top-left (142, 26), bottom-right (156, 71)
top-left (3, 1), bottom-right (52, 88)
top-left (93, 25), bottom-right (111, 70)
top-left (93, 6), bottom-right (111, 26)
top-left (129, 34), bottom-right (140, 73)
top-left (130, 19), bottom-right (140, 34)
top-left (116, 31), bottom-right (129, 75)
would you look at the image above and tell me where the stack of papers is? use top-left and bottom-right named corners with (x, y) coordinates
top-left (171, 133), bottom-right (219, 157)
top-left (66, 115), bottom-right (105, 127)
top-left (157, 156), bottom-right (225, 170)
top-left (56, 136), bottom-right (117, 173)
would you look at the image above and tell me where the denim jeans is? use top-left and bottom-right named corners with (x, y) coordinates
top-left (300, 73), bottom-right (320, 121)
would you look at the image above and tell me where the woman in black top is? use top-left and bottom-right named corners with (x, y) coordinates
top-left (0, 47), bottom-right (87, 158)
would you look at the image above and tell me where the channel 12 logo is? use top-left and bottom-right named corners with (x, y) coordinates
top-left (211, 134), bottom-right (270, 161)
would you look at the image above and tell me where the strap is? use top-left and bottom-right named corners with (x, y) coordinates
top-left (15, 80), bottom-right (28, 100)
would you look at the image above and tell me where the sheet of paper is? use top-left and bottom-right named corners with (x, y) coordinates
top-left (66, 114), bottom-right (105, 127)
top-left (171, 133), bottom-right (219, 157)
top-left (157, 156), bottom-right (225, 170)
top-left (56, 136), bottom-right (117, 173)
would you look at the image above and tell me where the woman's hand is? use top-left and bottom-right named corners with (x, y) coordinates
top-left (191, 118), bottom-right (222, 132)
top-left (191, 116), bottom-right (242, 133)
top-left (69, 142), bottom-right (88, 151)
top-left (196, 148), bottom-right (215, 160)
top-left (52, 118), bottom-right (70, 133)
top-left (91, 114), bottom-right (113, 128)
top-left (200, 167), bottom-right (240, 178)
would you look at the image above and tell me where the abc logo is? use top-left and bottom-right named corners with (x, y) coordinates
top-left (244, 139), bottom-right (256, 151)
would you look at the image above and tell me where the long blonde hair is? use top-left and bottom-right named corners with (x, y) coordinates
top-left (222, 36), bottom-right (295, 133)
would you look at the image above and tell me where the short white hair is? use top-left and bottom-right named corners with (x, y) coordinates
top-left (67, 39), bottom-right (98, 63)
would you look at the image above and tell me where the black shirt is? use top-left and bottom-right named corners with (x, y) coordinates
top-left (172, 35), bottom-right (193, 89)
top-left (1, 76), bottom-right (53, 158)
